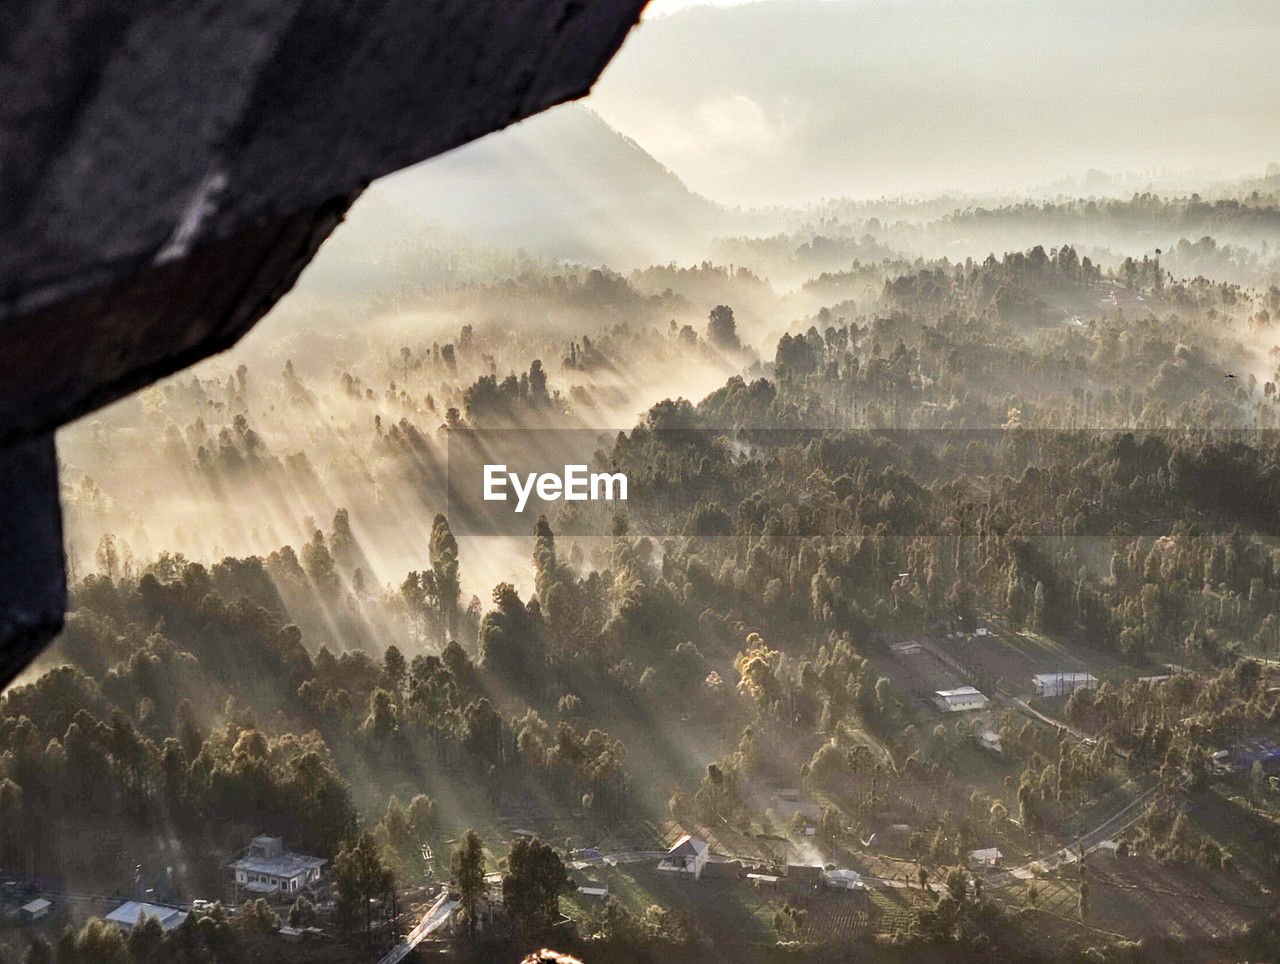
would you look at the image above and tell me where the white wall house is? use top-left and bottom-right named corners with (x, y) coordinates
top-left (19, 899), bottom-right (51, 922)
top-left (825, 868), bottom-right (864, 890)
top-left (968, 848), bottom-right (1003, 869)
top-left (1032, 672), bottom-right (1098, 699)
top-left (229, 835), bottom-right (326, 899)
top-left (933, 686), bottom-right (990, 712)
top-left (658, 834), bottom-right (709, 879)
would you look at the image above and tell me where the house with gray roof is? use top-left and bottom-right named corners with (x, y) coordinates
top-left (229, 835), bottom-right (326, 900)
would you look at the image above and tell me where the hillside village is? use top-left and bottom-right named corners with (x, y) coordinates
top-left (6, 5), bottom-right (1280, 960)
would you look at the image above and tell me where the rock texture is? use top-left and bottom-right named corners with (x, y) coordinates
top-left (0, 0), bottom-right (647, 684)
top-left (0, 437), bottom-right (64, 685)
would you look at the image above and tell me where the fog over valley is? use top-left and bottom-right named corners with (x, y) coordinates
top-left (11, 3), bottom-right (1280, 961)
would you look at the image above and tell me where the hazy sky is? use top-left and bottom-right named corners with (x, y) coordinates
top-left (643, 0), bottom-right (759, 16)
top-left (590, 0), bottom-right (1280, 206)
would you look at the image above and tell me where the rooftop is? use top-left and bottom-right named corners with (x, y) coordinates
top-left (935, 686), bottom-right (986, 700)
top-left (825, 869), bottom-right (863, 886)
top-left (667, 834), bottom-right (709, 857)
top-left (229, 836), bottom-right (326, 878)
top-left (1234, 737), bottom-right (1280, 762)
top-left (1034, 670), bottom-right (1095, 681)
top-left (105, 901), bottom-right (188, 933)
top-left (1032, 672), bottom-right (1097, 682)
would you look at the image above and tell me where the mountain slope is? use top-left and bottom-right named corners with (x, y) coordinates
top-left (313, 105), bottom-right (739, 278)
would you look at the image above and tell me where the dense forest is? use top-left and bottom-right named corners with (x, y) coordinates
top-left (8, 145), bottom-right (1280, 964)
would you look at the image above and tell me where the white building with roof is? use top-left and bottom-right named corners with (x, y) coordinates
top-left (824, 868), bottom-right (864, 890)
top-left (19, 898), bottom-right (51, 922)
top-left (933, 686), bottom-right (990, 712)
top-left (658, 834), bottom-right (709, 879)
top-left (967, 847), bottom-right (1003, 869)
top-left (229, 835), bottom-right (326, 898)
top-left (1032, 672), bottom-right (1098, 699)
top-left (104, 901), bottom-right (188, 933)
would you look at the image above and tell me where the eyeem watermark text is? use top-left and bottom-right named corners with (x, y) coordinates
top-left (483, 464), bottom-right (627, 513)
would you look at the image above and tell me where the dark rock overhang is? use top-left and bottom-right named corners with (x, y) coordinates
top-left (0, 0), bottom-right (649, 686)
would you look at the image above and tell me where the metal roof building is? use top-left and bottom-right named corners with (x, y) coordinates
top-left (1032, 672), bottom-right (1099, 698)
top-left (933, 686), bottom-right (990, 712)
top-left (1235, 737), bottom-right (1280, 769)
top-left (104, 901), bottom-right (188, 933)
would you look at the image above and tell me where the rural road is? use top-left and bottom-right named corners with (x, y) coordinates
top-left (567, 850), bottom-right (666, 870)
top-left (990, 689), bottom-right (1171, 883)
top-left (994, 781), bottom-right (1167, 887)
top-left (1008, 695), bottom-right (1094, 744)
top-left (376, 891), bottom-right (458, 964)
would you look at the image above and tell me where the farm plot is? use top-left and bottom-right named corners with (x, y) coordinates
top-left (1083, 853), bottom-right (1265, 942)
top-left (562, 862), bottom-right (777, 946)
top-left (990, 873), bottom-right (1082, 920)
top-left (798, 891), bottom-right (876, 943)
top-left (935, 632), bottom-right (1044, 694)
top-left (879, 643), bottom-right (966, 699)
top-left (930, 629), bottom-right (1122, 696)
top-left (863, 887), bottom-right (931, 938)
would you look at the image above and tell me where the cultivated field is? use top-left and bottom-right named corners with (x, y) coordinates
top-left (561, 862), bottom-right (777, 946)
top-left (876, 644), bottom-right (965, 699)
top-left (1084, 853), bottom-right (1264, 943)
